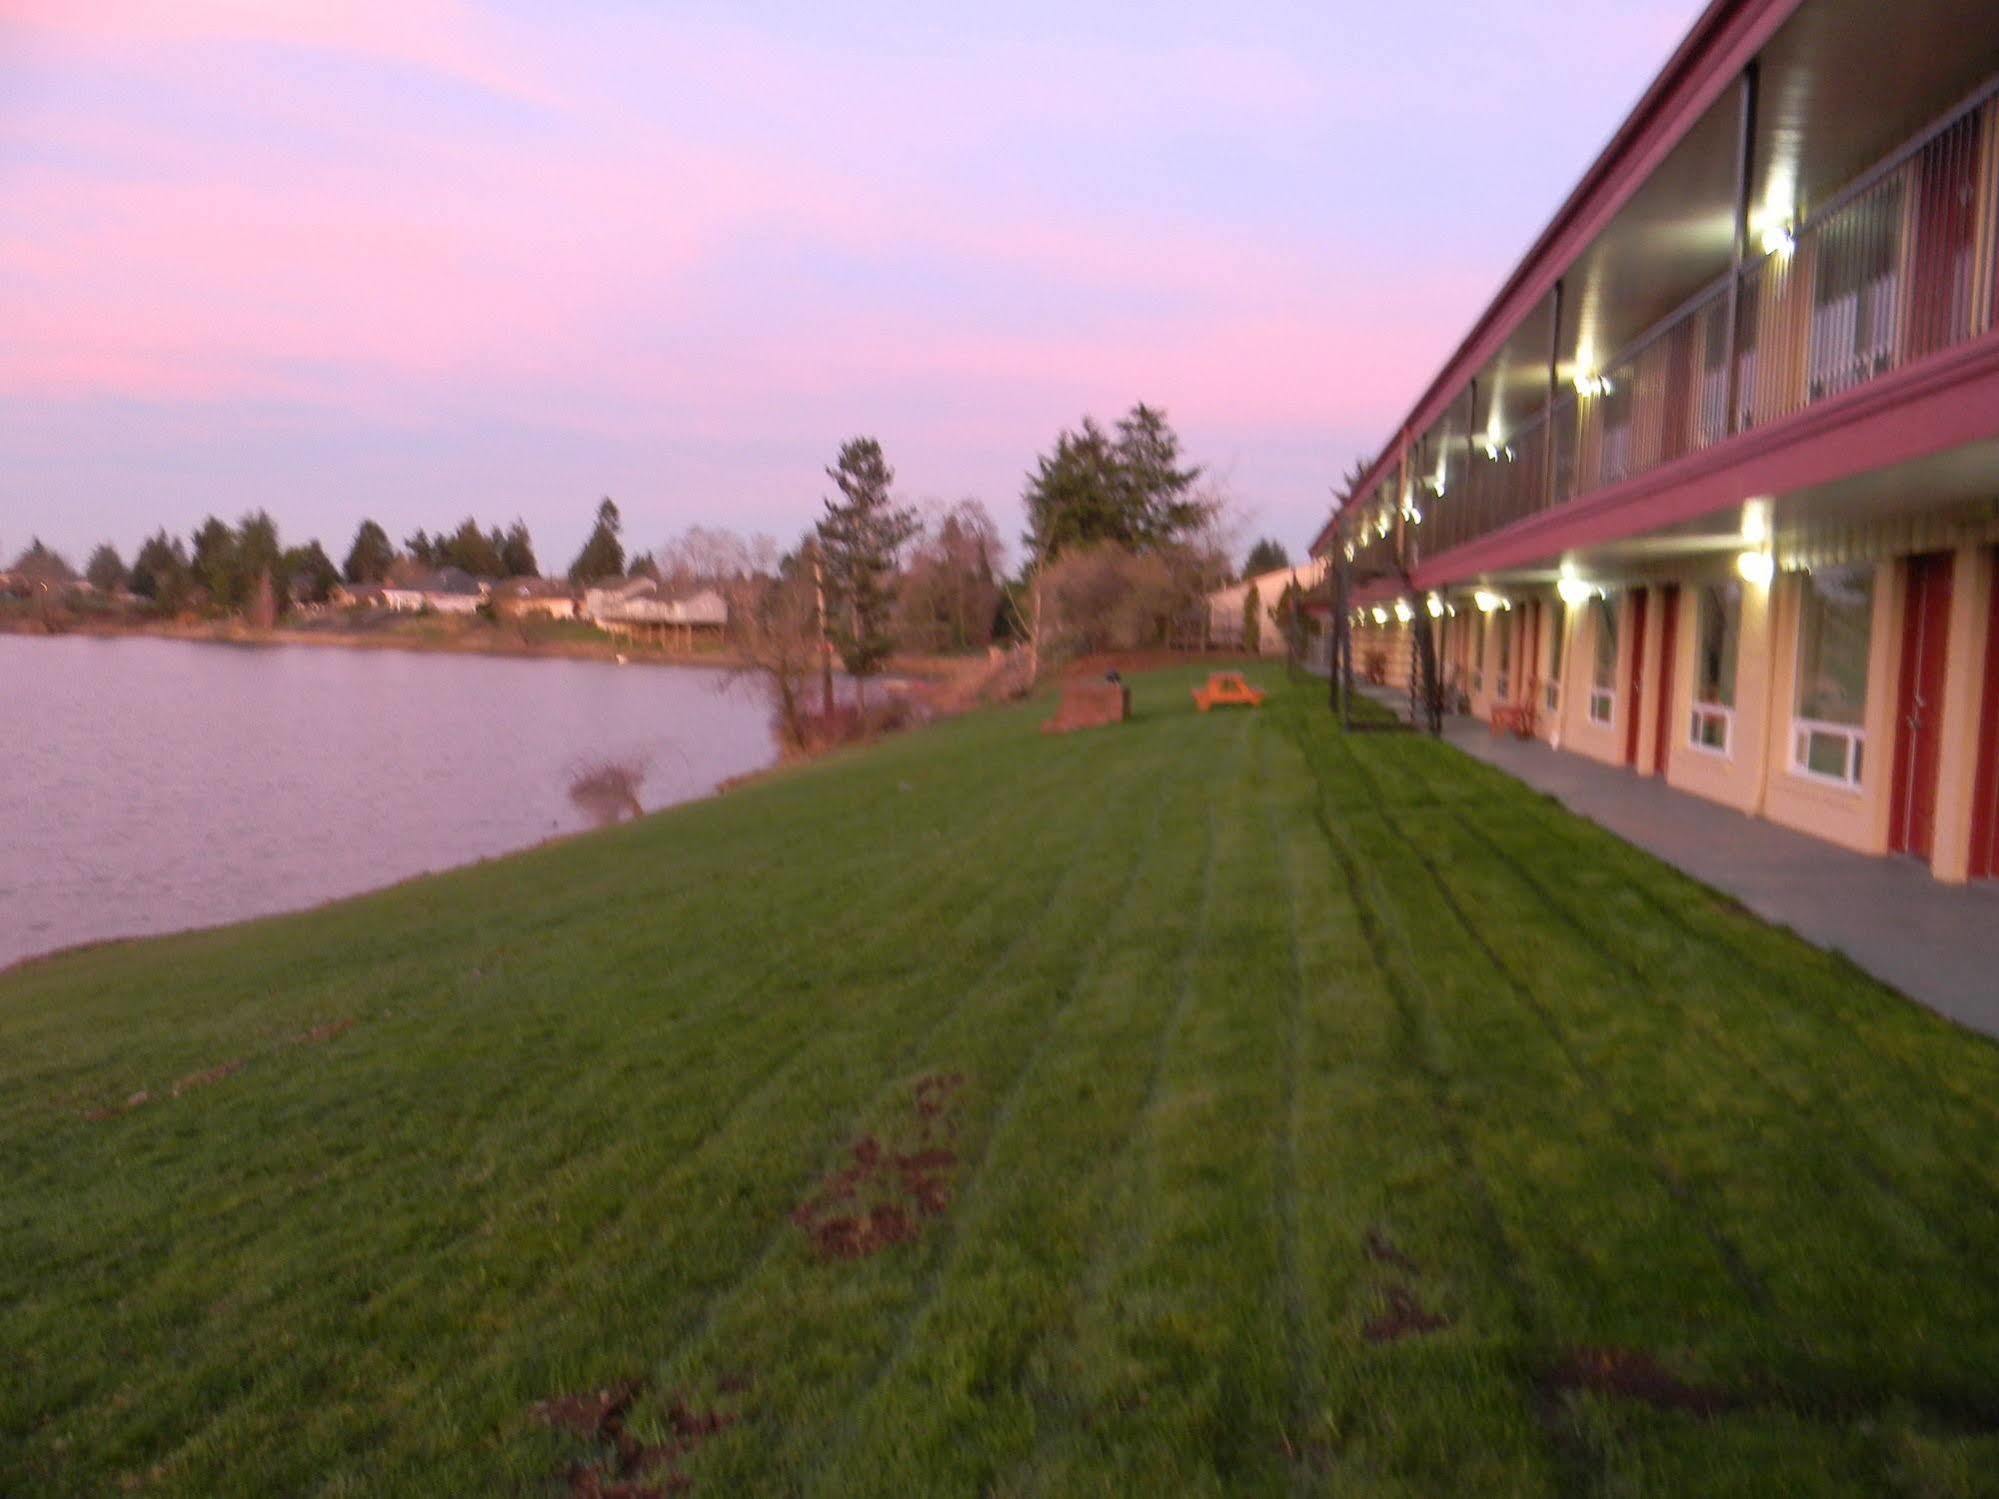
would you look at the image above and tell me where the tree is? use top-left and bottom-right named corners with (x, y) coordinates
top-left (189, 516), bottom-right (240, 610)
top-left (403, 528), bottom-right (440, 569)
top-left (438, 517), bottom-right (504, 578)
top-left (282, 541), bottom-right (340, 605)
top-left (237, 509), bottom-right (284, 614)
top-left (9, 538), bottom-right (75, 584)
top-left (344, 519), bottom-right (396, 583)
top-left (568, 497), bottom-right (626, 584)
top-left (816, 437), bottom-right (918, 697)
top-left (895, 499), bottom-right (1003, 654)
top-left (85, 543), bottom-right (127, 592)
top-left (726, 563), bottom-right (822, 753)
top-left (1243, 537), bottom-right (1290, 576)
top-left (1022, 402), bottom-right (1209, 565)
top-left (499, 520), bottom-right (538, 578)
top-left (1242, 582), bottom-right (1262, 654)
top-left (130, 531), bottom-right (192, 611)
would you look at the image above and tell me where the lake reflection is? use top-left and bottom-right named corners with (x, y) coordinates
top-left (0, 636), bottom-right (776, 967)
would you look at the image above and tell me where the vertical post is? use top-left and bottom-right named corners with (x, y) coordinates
top-left (1544, 278), bottom-right (1564, 509)
top-left (1724, 61), bottom-right (1761, 437)
top-left (813, 551), bottom-right (834, 714)
top-left (1465, 378), bottom-right (1479, 548)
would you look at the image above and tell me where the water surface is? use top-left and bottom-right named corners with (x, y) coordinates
top-left (0, 636), bottom-right (775, 967)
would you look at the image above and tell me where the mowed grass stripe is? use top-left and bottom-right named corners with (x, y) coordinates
top-left (617, 694), bottom-right (1240, 1491)
top-left (1278, 699), bottom-right (1562, 1494)
top-left (800, 706), bottom-right (1250, 1494)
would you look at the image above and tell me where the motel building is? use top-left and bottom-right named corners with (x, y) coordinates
top-left (1313, 0), bottom-right (1999, 885)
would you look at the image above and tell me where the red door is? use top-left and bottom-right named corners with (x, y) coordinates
top-left (1624, 590), bottom-right (1650, 766)
top-left (1890, 553), bottom-right (1955, 859)
top-left (1652, 585), bottom-right (1680, 775)
top-left (1970, 552), bottom-right (1999, 879)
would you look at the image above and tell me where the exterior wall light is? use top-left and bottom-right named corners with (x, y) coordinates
top-left (1371, 606), bottom-right (1389, 625)
top-left (1574, 372), bottom-right (1613, 398)
top-left (1556, 575), bottom-right (1597, 606)
top-left (1760, 221), bottom-right (1796, 256)
top-left (1474, 589), bottom-right (1508, 613)
top-left (1426, 594), bottom-right (1445, 618)
top-left (1737, 550), bottom-right (1775, 586)
top-left (1394, 599), bottom-right (1413, 624)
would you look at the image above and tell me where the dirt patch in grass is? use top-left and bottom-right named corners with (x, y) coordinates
top-left (170, 1058), bottom-right (247, 1097)
top-left (80, 1018), bottom-right (357, 1122)
top-left (793, 1073), bottom-right (966, 1262)
top-left (1363, 1285), bottom-right (1450, 1344)
top-left (295, 1017), bottom-right (357, 1046)
top-left (532, 1378), bottom-right (744, 1496)
top-left (1363, 1225), bottom-right (1419, 1274)
top-left (1546, 1347), bottom-right (1734, 1416)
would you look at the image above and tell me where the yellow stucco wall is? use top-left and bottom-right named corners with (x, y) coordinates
top-left (1759, 560), bottom-right (1902, 856)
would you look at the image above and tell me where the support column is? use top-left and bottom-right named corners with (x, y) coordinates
top-left (1930, 545), bottom-right (1994, 883)
top-left (1543, 280), bottom-right (1564, 509)
top-left (1723, 61), bottom-right (1760, 438)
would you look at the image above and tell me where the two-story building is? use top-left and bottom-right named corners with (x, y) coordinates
top-left (1315, 0), bottom-right (1999, 884)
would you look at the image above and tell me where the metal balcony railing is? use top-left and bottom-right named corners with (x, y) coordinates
top-left (1339, 79), bottom-right (1999, 567)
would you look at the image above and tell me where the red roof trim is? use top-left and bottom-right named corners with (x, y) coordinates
top-left (1404, 331), bottom-right (1999, 586)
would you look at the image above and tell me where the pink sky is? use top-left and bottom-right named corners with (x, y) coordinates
top-left (1, 0), bottom-right (1702, 568)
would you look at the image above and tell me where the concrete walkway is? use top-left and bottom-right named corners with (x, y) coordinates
top-left (1432, 714), bottom-right (1999, 1039)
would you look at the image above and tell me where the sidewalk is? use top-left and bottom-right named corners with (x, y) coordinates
top-left (1439, 715), bottom-right (1999, 1040)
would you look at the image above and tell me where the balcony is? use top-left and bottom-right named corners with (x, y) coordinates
top-left (1339, 76), bottom-right (1999, 577)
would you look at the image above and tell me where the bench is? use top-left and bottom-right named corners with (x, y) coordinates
top-left (1193, 672), bottom-right (1265, 712)
top-left (1489, 685), bottom-right (1538, 739)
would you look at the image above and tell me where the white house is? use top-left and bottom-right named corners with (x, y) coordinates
top-left (1208, 559), bottom-right (1327, 657)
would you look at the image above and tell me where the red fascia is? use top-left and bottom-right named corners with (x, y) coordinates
top-left (1312, 0), bottom-right (1806, 557)
top-left (1409, 330), bottom-right (1999, 588)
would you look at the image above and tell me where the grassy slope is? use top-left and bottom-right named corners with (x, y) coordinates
top-left (4, 666), bottom-right (1999, 1497)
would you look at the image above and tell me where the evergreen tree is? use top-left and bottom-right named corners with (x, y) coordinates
top-left (404, 529), bottom-right (440, 568)
top-left (568, 497), bottom-right (626, 583)
top-left (1022, 402), bottom-right (1208, 564)
top-left (815, 437), bottom-right (917, 695)
top-left (237, 509), bottom-right (284, 613)
top-left (282, 541), bottom-right (340, 604)
top-left (499, 520), bottom-right (538, 578)
top-left (84, 543), bottom-right (127, 592)
top-left (344, 519), bottom-right (396, 583)
top-left (189, 517), bottom-right (239, 609)
top-left (9, 538), bottom-right (75, 583)
top-left (1242, 582), bottom-right (1262, 654)
top-left (130, 531), bottom-right (192, 610)
top-left (1243, 537), bottom-right (1290, 576)
top-left (439, 517), bottom-right (504, 578)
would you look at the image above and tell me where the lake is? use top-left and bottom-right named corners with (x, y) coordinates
top-left (0, 635), bottom-right (778, 968)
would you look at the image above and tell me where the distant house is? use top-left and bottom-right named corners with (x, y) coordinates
top-left (492, 577), bottom-right (577, 620)
top-left (330, 581), bottom-right (389, 609)
top-left (1208, 560), bottom-right (1328, 658)
top-left (586, 579), bottom-right (730, 647)
top-left (381, 567), bottom-right (488, 615)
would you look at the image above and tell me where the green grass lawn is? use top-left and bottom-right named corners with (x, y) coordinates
top-left (6, 666), bottom-right (1999, 1496)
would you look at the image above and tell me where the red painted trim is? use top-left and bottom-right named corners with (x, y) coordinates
top-left (1653, 585), bottom-right (1681, 775)
top-left (1312, 0), bottom-right (1808, 557)
top-left (1409, 331), bottom-right (1999, 589)
top-left (1624, 591), bottom-right (1650, 767)
top-left (1968, 554), bottom-right (1999, 880)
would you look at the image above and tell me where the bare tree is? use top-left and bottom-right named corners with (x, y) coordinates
top-left (725, 567), bottom-right (821, 753)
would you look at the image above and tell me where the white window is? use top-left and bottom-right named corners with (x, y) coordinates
top-left (1588, 595), bottom-right (1619, 725)
top-left (1790, 563), bottom-right (1874, 787)
top-left (1495, 612), bottom-right (1513, 701)
top-left (1689, 580), bottom-right (1741, 755)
